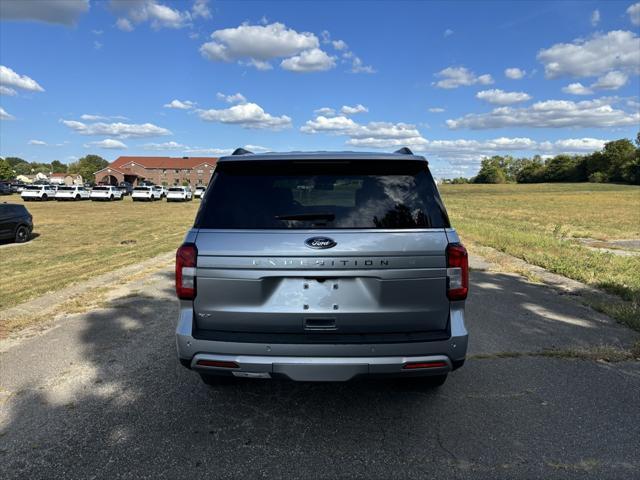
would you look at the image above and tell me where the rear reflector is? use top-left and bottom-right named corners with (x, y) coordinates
top-left (403, 361), bottom-right (448, 370)
top-left (446, 243), bottom-right (469, 301)
top-left (196, 360), bottom-right (239, 368)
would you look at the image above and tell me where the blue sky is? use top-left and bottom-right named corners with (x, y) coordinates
top-left (1, 0), bottom-right (639, 177)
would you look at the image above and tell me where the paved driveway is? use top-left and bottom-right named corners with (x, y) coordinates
top-left (1, 260), bottom-right (638, 479)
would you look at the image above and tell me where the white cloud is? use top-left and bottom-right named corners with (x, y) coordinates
top-left (428, 108), bottom-right (445, 113)
top-left (28, 140), bottom-right (47, 145)
top-left (0, 65), bottom-right (44, 92)
top-left (444, 29), bottom-right (454, 37)
top-left (84, 139), bottom-right (128, 150)
top-left (192, 0), bottom-right (211, 20)
top-left (280, 48), bottom-right (336, 72)
top-left (433, 66), bottom-right (494, 89)
top-left (61, 119), bottom-right (172, 138)
top-left (628, 2), bottom-right (640, 26)
top-left (92, 29), bottom-right (103, 35)
top-left (446, 98), bottom-right (640, 129)
top-left (0, 0), bottom-right (89, 25)
top-left (142, 141), bottom-right (187, 150)
top-left (562, 71), bottom-right (629, 95)
top-left (591, 70), bottom-right (629, 90)
top-left (216, 92), bottom-right (247, 104)
top-left (110, 0), bottom-right (192, 31)
top-left (0, 86), bottom-right (17, 96)
top-left (332, 40), bottom-right (348, 50)
top-left (163, 99), bottom-right (196, 109)
top-left (314, 107), bottom-right (335, 116)
top-left (116, 17), bottom-right (134, 31)
top-left (80, 114), bottom-right (128, 121)
top-left (537, 30), bottom-right (640, 78)
top-left (200, 22), bottom-right (321, 71)
top-left (340, 104), bottom-right (368, 115)
top-left (505, 67), bottom-right (526, 79)
top-left (94, 40), bottom-right (103, 50)
top-left (476, 89), bottom-right (532, 105)
top-left (591, 9), bottom-right (600, 26)
top-left (197, 102), bottom-right (292, 130)
top-left (562, 82), bottom-right (593, 95)
top-left (301, 115), bottom-right (427, 150)
top-left (0, 107), bottom-right (14, 120)
top-left (350, 56), bottom-right (375, 74)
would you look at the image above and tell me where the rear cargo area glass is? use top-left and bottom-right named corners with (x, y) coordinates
top-left (196, 160), bottom-right (449, 229)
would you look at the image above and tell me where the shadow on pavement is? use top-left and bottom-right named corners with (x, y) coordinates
top-left (1, 269), bottom-right (639, 479)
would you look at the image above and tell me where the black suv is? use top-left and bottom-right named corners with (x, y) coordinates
top-left (0, 203), bottom-right (33, 243)
top-left (0, 182), bottom-right (12, 195)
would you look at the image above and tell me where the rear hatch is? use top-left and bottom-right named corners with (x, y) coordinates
top-left (192, 158), bottom-right (452, 338)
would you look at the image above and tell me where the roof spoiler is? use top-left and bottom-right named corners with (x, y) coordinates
top-left (393, 147), bottom-right (414, 155)
top-left (231, 148), bottom-right (253, 156)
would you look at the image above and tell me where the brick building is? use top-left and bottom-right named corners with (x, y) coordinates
top-left (94, 156), bottom-right (218, 187)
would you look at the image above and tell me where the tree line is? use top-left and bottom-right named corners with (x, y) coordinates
top-left (445, 133), bottom-right (640, 185)
top-left (0, 155), bottom-right (108, 184)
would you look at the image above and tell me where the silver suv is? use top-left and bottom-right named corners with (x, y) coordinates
top-left (175, 148), bottom-right (468, 385)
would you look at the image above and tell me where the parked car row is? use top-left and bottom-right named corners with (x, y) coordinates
top-left (17, 184), bottom-right (204, 202)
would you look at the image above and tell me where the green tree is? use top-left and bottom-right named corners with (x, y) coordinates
top-left (601, 139), bottom-right (636, 182)
top-left (474, 164), bottom-right (507, 184)
top-left (50, 160), bottom-right (67, 174)
top-left (68, 154), bottom-right (108, 183)
top-left (544, 155), bottom-right (584, 182)
top-left (515, 157), bottom-right (546, 183)
top-left (0, 159), bottom-right (14, 180)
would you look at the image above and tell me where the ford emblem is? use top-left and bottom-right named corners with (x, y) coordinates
top-left (305, 237), bottom-right (337, 249)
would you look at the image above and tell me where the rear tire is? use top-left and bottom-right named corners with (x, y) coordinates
top-left (42, 194), bottom-right (48, 201)
top-left (75, 195), bottom-right (80, 200)
top-left (110, 195), bottom-right (114, 201)
top-left (15, 225), bottom-right (30, 243)
top-left (199, 373), bottom-right (237, 386)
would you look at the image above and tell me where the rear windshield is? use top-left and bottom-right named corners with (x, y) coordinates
top-left (24, 186), bottom-right (42, 190)
top-left (134, 187), bottom-right (150, 191)
top-left (169, 187), bottom-right (183, 192)
top-left (57, 186), bottom-right (75, 191)
top-left (92, 186), bottom-right (109, 191)
top-left (195, 160), bottom-right (450, 229)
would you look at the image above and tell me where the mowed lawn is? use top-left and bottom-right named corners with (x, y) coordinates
top-left (0, 195), bottom-right (199, 310)
top-left (440, 183), bottom-right (640, 328)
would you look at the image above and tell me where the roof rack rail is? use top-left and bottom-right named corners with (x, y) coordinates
top-left (393, 147), bottom-right (414, 155)
top-left (231, 148), bottom-right (253, 156)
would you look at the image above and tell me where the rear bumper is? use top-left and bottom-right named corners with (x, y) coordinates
top-left (176, 302), bottom-right (468, 382)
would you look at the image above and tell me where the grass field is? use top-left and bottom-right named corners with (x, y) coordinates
top-left (2, 183), bottom-right (639, 330)
top-left (439, 183), bottom-right (640, 329)
top-left (0, 195), bottom-right (198, 310)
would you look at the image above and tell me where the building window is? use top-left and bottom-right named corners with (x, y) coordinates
top-left (175, 169), bottom-right (179, 174)
top-left (197, 169), bottom-right (203, 174)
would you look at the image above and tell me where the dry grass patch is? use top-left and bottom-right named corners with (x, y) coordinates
top-left (0, 195), bottom-right (198, 310)
top-left (440, 183), bottom-right (640, 331)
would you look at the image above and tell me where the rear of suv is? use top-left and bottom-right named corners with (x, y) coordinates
top-left (175, 148), bottom-right (468, 385)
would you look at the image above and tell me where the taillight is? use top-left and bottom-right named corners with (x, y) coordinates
top-left (176, 243), bottom-right (197, 300)
top-left (446, 243), bottom-right (468, 301)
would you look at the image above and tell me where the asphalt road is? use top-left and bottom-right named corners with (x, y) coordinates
top-left (1, 259), bottom-right (639, 479)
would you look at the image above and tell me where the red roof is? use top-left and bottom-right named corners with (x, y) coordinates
top-left (110, 156), bottom-right (218, 169)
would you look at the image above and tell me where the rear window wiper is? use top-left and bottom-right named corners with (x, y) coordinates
top-left (275, 213), bottom-right (335, 221)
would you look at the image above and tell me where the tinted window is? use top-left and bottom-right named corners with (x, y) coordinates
top-left (134, 187), bottom-right (150, 191)
top-left (196, 160), bottom-right (449, 229)
top-left (169, 188), bottom-right (183, 192)
top-left (58, 186), bottom-right (74, 191)
top-left (24, 186), bottom-right (42, 191)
